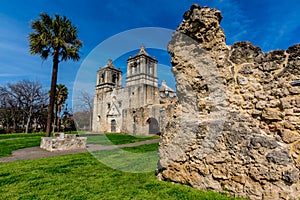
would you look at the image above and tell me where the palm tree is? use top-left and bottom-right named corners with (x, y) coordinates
top-left (53, 84), bottom-right (68, 132)
top-left (29, 13), bottom-right (82, 137)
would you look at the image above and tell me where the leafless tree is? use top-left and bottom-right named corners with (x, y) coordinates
top-left (73, 90), bottom-right (93, 131)
top-left (0, 80), bottom-right (48, 133)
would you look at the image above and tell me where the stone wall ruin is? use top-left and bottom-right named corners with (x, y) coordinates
top-left (157, 4), bottom-right (300, 200)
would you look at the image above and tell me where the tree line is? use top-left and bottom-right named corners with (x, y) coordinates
top-left (0, 80), bottom-right (47, 133)
top-left (0, 80), bottom-right (73, 134)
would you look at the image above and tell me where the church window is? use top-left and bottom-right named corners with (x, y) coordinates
top-left (107, 103), bottom-right (111, 109)
top-left (148, 65), bottom-right (152, 75)
top-left (118, 101), bottom-right (122, 108)
top-left (112, 74), bottom-right (117, 84)
top-left (132, 66), bottom-right (137, 74)
top-left (101, 73), bottom-right (104, 83)
top-left (132, 62), bottom-right (138, 74)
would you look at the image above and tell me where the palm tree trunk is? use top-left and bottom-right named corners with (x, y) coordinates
top-left (46, 50), bottom-right (59, 137)
top-left (57, 105), bottom-right (61, 132)
top-left (53, 104), bottom-right (58, 133)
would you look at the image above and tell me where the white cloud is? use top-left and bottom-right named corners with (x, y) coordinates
top-left (213, 0), bottom-right (252, 44)
top-left (261, 5), bottom-right (300, 51)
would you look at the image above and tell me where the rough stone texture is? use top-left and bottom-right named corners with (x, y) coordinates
top-left (40, 134), bottom-right (87, 152)
top-left (157, 4), bottom-right (300, 200)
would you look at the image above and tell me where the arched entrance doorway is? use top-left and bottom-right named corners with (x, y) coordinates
top-left (147, 118), bottom-right (160, 135)
top-left (111, 119), bottom-right (116, 132)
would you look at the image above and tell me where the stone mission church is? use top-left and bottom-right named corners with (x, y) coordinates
top-left (92, 46), bottom-right (177, 135)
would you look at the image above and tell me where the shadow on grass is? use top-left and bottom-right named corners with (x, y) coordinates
top-left (90, 143), bottom-right (159, 173)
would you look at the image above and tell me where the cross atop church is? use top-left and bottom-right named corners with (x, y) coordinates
top-left (137, 45), bottom-right (150, 56)
top-left (107, 59), bottom-right (113, 66)
top-left (140, 45), bottom-right (146, 52)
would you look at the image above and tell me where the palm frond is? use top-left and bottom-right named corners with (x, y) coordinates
top-left (28, 13), bottom-right (82, 62)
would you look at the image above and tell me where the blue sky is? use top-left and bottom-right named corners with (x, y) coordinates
top-left (0, 0), bottom-right (300, 109)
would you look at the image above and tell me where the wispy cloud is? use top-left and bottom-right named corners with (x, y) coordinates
top-left (208, 0), bottom-right (253, 44)
top-left (202, 0), bottom-right (300, 52)
top-left (0, 13), bottom-right (54, 85)
top-left (260, 2), bottom-right (300, 51)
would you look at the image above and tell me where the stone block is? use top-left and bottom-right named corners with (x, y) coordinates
top-left (280, 130), bottom-right (300, 144)
top-left (280, 97), bottom-right (293, 109)
top-left (40, 135), bottom-right (87, 152)
top-left (269, 99), bottom-right (280, 108)
top-left (293, 141), bottom-right (300, 154)
top-left (237, 76), bottom-right (248, 85)
top-left (289, 86), bottom-right (300, 94)
top-left (255, 91), bottom-right (267, 100)
top-left (252, 109), bottom-right (262, 116)
top-left (266, 150), bottom-right (292, 165)
top-left (256, 100), bottom-right (267, 110)
top-left (262, 108), bottom-right (283, 121)
top-left (295, 98), bottom-right (300, 108)
top-left (65, 134), bottom-right (77, 139)
top-left (282, 169), bottom-right (299, 184)
top-left (285, 109), bottom-right (294, 116)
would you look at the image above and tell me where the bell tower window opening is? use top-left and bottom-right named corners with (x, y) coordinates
top-left (148, 65), bottom-right (153, 75)
top-left (112, 73), bottom-right (117, 84)
top-left (132, 62), bottom-right (138, 75)
top-left (100, 73), bottom-right (105, 83)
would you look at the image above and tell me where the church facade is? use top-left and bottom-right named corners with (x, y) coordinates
top-left (92, 46), bottom-right (176, 135)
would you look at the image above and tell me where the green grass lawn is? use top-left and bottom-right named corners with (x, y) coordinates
top-left (85, 133), bottom-right (159, 145)
top-left (0, 133), bottom-right (45, 140)
top-left (0, 133), bottom-right (44, 158)
top-left (0, 133), bottom-right (159, 158)
top-left (0, 145), bottom-right (244, 200)
top-left (90, 143), bottom-right (159, 173)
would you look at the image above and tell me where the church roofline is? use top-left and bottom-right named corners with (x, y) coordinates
top-left (127, 46), bottom-right (157, 62)
top-left (98, 59), bottom-right (122, 72)
top-left (159, 80), bottom-right (175, 93)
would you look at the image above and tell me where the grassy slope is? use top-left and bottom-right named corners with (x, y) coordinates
top-left (0, 134), bottom-right (245, 199)
top-left (86, 133), bottom-right (159, 145)
top-left (0, 149), bottom-right (244, 200)
top-left (0, 133), bottom-right (159, 158)
top-left (0, 133), bottom-right (45, 140)
top-left (90, 143), bottom-right (159, 173)
top-left (0, 134), bottom-right (44, 157)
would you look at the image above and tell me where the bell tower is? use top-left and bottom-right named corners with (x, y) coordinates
top-left (96, 59), bottom-right (122, 93)
top-left (126, 46), bottom-right (158, 87)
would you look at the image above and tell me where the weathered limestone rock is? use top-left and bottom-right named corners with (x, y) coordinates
top-left (157, 4), bottom-right (300, 200)
top-left (40, 133), bottom-right (87, 152)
